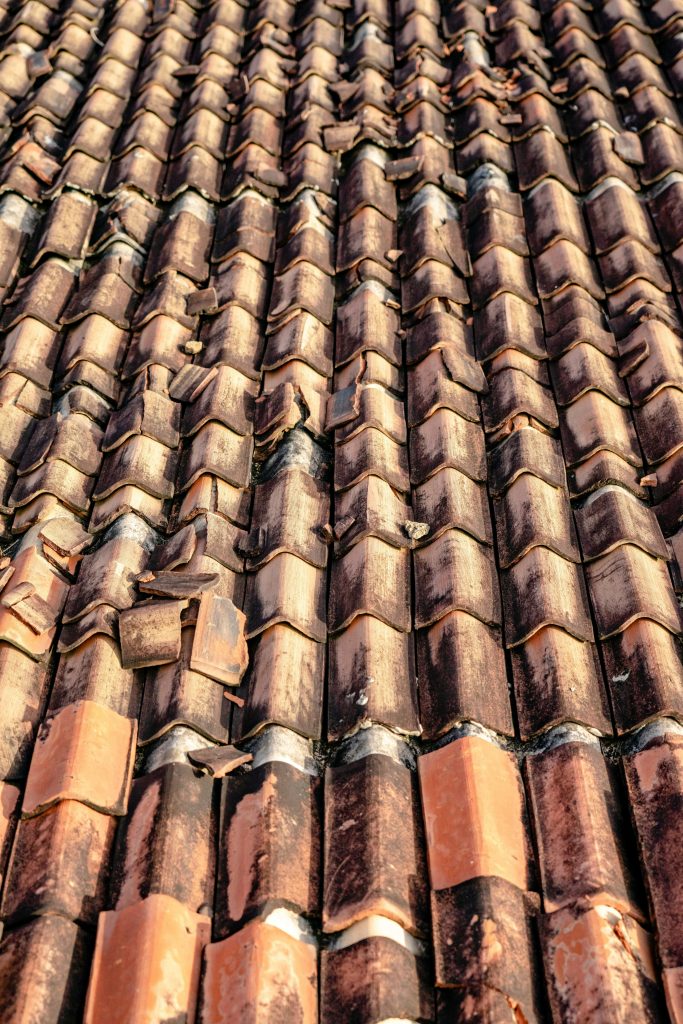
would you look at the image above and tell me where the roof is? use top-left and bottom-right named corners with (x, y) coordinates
top-left (0, 0), bottom-right (681, 1018)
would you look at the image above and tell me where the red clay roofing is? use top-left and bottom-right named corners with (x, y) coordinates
top-left (0, 0), bottom-right (681, 1018)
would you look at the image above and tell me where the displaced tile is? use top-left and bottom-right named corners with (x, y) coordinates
top-left (139, 626), bottom-right (230, 746)
top-left (191, 592), bottom-right (248, 686)
top-left (119, 599), bottom-right (184, 669)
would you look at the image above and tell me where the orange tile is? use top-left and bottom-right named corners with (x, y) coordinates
top-left (200, 919), bottom-right (317, 1024)
top-left (22, 700), bottom-right (136, 817)
top-left (84, 894), bottom-right (210, 1024)
top-left (418, 734), bottom-right (530, 891)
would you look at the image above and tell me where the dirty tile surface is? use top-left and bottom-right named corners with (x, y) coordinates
top-left (0, 0), bottom-right (681, 1018)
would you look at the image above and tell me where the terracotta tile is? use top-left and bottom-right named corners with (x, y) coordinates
top-left (495, 473), bottom-right (579, 568)
top-left (477, 297), bottom-right (545, 369)
top-left (525, 733), bottom-right (643, 917)
top-left (576, 488), bottom-right (668, 562)
top-left (246, 469), bottom-right (328, 568)
top-left (546, 314), bottom-right (617, 363)
top-left (412, 465), bottom-right (491, 549)
top-left (321, 933), bottom-right (433, 1024)
top-left (263, 311), bottom-right (334, 378)
top-left (110, 762), bottom-right (216, 913)
top-left (603, 620), bottom-right (683, 733)
top-left (335, 427), bottom-right (410, 493)
top-left (586, 544), bottom-right (681, 639)
top-left (470, 245), bottom-right (536, 309)
top-left (234, 622), bottom-right (323, 741)
top-left (431, 877), bottom-right (543, 1014)
top-left (1, 799), bottom-right (115, 925)
top-left (95, 433), bottom-right (178, 501)
top-left (324, 742), bottom-right (428, 935)
top-left (436, 984), bottom-right (537, 1022)
top-left (328, 615), bottom-right (418, 739)
top-left (182, 365), bottom-right (257, 438)
top-left (406, 309), bottom-right (474, 367)
top-left (139, 626), bottom-right (230, 745)
top-left (635, 387), bottom-right (683, 466)
top-left (0, 916), bottom-right (92, 1024)
top-left (0, 780), bottom-right (20, 880)
top-left (560, 389), bottom-right (642, 469)
top-left (488, 426), bottom-right (566, 498)
top-left (245, 551), bottom-right (326, 641)
top-left (414, 529), bottom-right (501, 630)
top-left (618, 320), bottom-right (683, 405)
top-left (336, 282), bottom-right (402, 367)
top-left (199, 918), bottom-right (317, 1024)
top-left (417, 611), bottom-right (513, 739)
top-left (469, 187), bottom-right (530, 259)
top-left (102, 390), bottom-right (180, 452)
top-left (526, 178), bottom-right (590, 255)
top-left (334, 382), bottom-right (407, 445)
top-left (410, 407), bottom-right (486, 486)
top-left (503, 547), bottom-right (594, 647)
top-left (119, 599), bottom-right (184, 669)
top-left (217, 757), bottom-right (321, 934)
top-left (33, 192), bottom-right (96, 263)
top-left (567, 448), bottom-right (645, 501)
top-left (22, 700), bottom-right (136, 817)
top-left (401, 200), bottom-right (469, 277)
top-left (85, 894), bottom-right (210, 1024)
top-left (515, 128), bottom-right (578, 192)
top-left (540, 905), bottom-right (663, 1023)
top-left (512, 626), bottom-right (611, 739)
top-left (419, 733), bottom-right (531, 891)
top-left (329, 536), bottom-right (410, 634)
top-left (407, 348), bottom-right (480, 428)
top-left (0, 643), bottom-right (49, 780)
top-left (624, 725), bottom-right (683, 967)
top-left (586, 180), bottom-right (657, 255)
top-left (551, 343), bottom-right (627, 410)
top-left (574, 126), bottom-right (640, 193)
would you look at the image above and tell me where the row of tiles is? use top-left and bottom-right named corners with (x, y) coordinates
top-left (2, 720), bottom-right (683, 1021)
